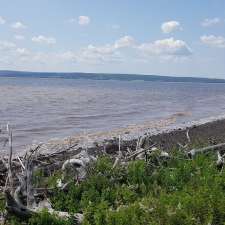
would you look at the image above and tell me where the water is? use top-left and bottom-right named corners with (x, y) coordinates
top-left (1, 76), bottom-right (225, 151)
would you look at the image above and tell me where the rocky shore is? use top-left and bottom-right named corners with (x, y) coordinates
top-left (1, 117), bottom-right (225, 224)
top-left (29, 117), bottom-right (225, 157)
top-left (1, 115), bottom-right (225, 159)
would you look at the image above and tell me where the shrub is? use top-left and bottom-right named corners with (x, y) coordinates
top-left (3, 150), bottom-right (225, 225)
top-left (28, 209), bottom-right (73, 225)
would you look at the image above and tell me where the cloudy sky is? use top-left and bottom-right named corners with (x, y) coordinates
top-left (0, 0), bottom-right (225, 78)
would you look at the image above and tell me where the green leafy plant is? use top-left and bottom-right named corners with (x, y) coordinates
top-left (3, 149), bottom-right (225, 225)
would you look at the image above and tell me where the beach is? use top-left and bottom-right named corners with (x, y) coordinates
top-left (1, 77), bottom-right (225, 155)
top-left (1, 1), bottom-right (225, 223)
top-left (3, 115), bottom-right (223, 158)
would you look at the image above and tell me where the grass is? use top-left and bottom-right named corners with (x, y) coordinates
top-left (3, 149), bottom-right (225, 225)
top-left (0, 193), bottom-right (5, 213)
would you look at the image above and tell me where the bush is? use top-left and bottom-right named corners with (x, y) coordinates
top-left (0, 193), bottom-right (5, 212)
top-left (28, 209), bottom-right (73, 225)
top-left (58, 152), bottom-right (224, 224)
top-left (3, 150), bottom-right (225, 225)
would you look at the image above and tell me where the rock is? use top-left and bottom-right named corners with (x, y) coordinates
top-left (104, 141), bottom-right (119, 154)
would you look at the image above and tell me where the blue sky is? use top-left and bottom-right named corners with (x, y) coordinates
top-left (0, 0), bottom-right (225, 78)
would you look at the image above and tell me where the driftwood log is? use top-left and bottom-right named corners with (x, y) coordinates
top-left (188, 142), bottom-right (225, 157)
top-left (0, 125), bottom-right (91, 224)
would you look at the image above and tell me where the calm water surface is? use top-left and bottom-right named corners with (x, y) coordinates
top-left (1, 77), bottom-right (225, 150)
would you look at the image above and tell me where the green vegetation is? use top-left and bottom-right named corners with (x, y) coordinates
top-left (0, 193), bottom-right (5, 212)
top-left (3, 149), bottom-right (225, 225)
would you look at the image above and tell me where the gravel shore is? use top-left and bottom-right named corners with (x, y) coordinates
top-left (26, 117), bottom-right (225, 156)
top-left (3, 115), bottom-right (225, 157)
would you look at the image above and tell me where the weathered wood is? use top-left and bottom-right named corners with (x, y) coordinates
top-left (112, 136), bottom-right (123, 169)
top-left (216, 151), bottom-right (224, 169)
top-left (5, 190), bottom-right (35, 219)
top-left (1, 124), bottom-right (224, 224)
top-left (5, 190), bottom-right (84, 223)
top-left (126, 144), bottom-right (156, 160)
top-left (188, 142), bottom-right (225, 158)
top-left (7, 124), bottom-right (13, 191)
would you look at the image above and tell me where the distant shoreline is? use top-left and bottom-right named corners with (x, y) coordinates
top-left (1, 70), bottom-right (225, 83)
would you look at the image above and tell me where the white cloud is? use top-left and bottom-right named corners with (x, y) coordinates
top-left (32, 35), bottom-right (56, 45)
top-left (0, 40), bottom-right (26, 65)
top-left (77, 44), bottom-right (121, 64)
top-left (56, 36), bottom-right (191, 65)
top-left (200, 35), bottom-right (225, 48)
top-left (0, 40), bottom-right (16, 51)
top-left (86, 44), bottom-right (115, 55)
top-left (75, 35), bottom-right (136, 64)
top-left (11, 21), bottom-right (27, 29)
top-left (57, 51), bottom-right (77, 61)
top-left (0, 39), bottom-right (73, 67)
top-left (78, 16), bottom-right (90, 26)
top-left (14, 35), bottom-right (25, 40)
top-left (161, 21), bottom-right (182, 33)
top-left (0, 32), bottom-right (195, 73)
top-left (16, 48), bottom-right (30, 56)
top-left (114, 35), bottom-right (135, 48)
top-left (0, 16), bottom-right (6, 25)
top-left (201, 18), bottom-right (221, 27)
top-left (0, 40), bottom-right (31, 62)
top-left (138, 38), bottom-right (192, 57)
top-left (0, 35), bottom-right (193, 69)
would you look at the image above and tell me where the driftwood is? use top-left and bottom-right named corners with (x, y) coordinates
top-left (5, 124), bottom-right (13, 192)
top-left (0, 125), bottom-right (87, 224)
top-left (61, 149), bottom-right (96, 185)
top-left (188, 142), bottom-right (225, 157)
top-left (216, 151), bottom-right (224, 168)
top-left (126, 144), bottom-right (156, 160)
top-left (187, 143), bottom-right (225, 170)
top-left (1, 124), bottom-right (225, 224)
top-left (5, 190), bottom-right (83, 223)
top-left (112, 135), bottom-right (123, 169)
top-left (177, 129), bottom-right (191, 150)
top-left (5, 189), bottom-right (35, 219)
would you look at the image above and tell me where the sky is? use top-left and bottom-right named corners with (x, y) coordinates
top-left (0, 0), bottom-right (225, 78)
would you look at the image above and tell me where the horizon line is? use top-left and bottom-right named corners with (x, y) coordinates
top-left (0, 69), bottom-right (225, 81)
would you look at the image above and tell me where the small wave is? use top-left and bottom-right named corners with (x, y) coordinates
top-left (64, 110), bottom-right (141, 121)
top-left (170, 111), bottom-right (192, 119)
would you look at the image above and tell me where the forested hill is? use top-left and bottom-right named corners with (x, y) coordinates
top-left (0, 70), bottom-right (225, 83)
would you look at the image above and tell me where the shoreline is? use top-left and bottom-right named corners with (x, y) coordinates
top-left (7, 114), bottom-right (225, 157)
